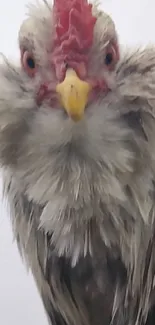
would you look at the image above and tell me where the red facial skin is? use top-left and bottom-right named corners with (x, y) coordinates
top-left (21, 42), bottom-right (119, 107)
top-left (20, 0), bottom-right (119, 106)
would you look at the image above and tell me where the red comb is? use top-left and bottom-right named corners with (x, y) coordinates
top-left (52, 0), bottom-right (97, 79)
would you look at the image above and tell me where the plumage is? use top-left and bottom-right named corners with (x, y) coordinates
top-left (1, 1), bottom-right (155, 324)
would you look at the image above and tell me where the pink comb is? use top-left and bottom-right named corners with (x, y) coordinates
top-left (52, 0), bottom-right (97, 80)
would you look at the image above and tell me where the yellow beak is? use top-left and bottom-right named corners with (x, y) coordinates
top-left (56, 69), bottom-right (92, 121)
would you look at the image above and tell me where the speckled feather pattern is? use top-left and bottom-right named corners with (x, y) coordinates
top-left (1, 1), bottom-right (155, 325)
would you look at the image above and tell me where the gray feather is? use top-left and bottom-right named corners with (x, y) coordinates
top-left (1, 1), bottom-right (155, 325)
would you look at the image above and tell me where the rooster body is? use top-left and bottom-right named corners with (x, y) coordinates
top-left (1, 1), bottom-right (155, 324)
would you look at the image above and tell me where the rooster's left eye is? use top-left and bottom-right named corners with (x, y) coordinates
top-left (105, 52), bottom-right (113, 66)
top-left (21, 50), bottom-right (36, 77)
top-left (104, 45), bottom-right (117, 70)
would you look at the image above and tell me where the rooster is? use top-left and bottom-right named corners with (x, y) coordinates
top-left (1, 0), bottom-right (155, 324)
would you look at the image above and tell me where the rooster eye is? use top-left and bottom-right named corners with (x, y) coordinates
top-left (27, 57), bottom-right (35, 69)
top-left (104, 45), bottom-right (117, 70)
top-left (104, 52), bottom-right (113, 66)
top-left (21, 50), bottom-right (36, 77)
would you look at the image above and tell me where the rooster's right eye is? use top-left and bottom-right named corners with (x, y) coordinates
top-left (27, 56), bottom-right (35, 69)
top-left (21, 50), bottom-right (36, 77)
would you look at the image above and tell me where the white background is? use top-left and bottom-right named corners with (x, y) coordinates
top-left (0, 0), bottom-right (155, 324)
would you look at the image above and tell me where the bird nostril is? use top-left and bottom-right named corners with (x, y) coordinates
top-left (64, 61), bottom-right (69, 69)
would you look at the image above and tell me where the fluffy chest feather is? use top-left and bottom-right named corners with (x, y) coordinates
top-left (4, 106), bottom-right (155, 325)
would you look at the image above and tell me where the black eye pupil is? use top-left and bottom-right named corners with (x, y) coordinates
top-left (27, 57), bottom-right (35, 69)
top-left (105, 52), bottom-right (113, 65)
